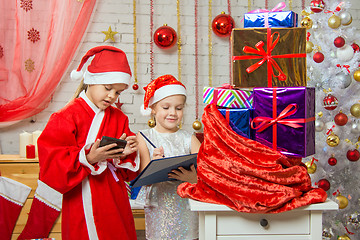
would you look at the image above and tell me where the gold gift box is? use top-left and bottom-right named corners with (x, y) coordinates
top-left (231, 27), bottom-right (307, 88)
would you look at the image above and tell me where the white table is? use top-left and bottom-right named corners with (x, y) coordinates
top-left (189, 199), bottom-right (338, 240)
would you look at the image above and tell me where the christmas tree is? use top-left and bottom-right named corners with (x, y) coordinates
top-left (303, 1), bottom-right (360, 239)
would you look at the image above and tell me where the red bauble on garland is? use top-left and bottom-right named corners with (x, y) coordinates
top-left (132, 84), bottom-right (139, 90)
top-left (310, 0), bottom-right (325, 13)
top-left (212, 12), bottom-right (235, 37)
top-left (334, 111), bottom-right (348, 126)
top-left (313, 52), bottom-right (324, 63)
top-left (323, 94), bottom-right (338, 110)
top-left (153, 24), bottom-right (177, 49)
top-left (347, 149), bottom-right (360, 162)
top-left (317, 179), bottom-right (330, 191)
top-left (334, 36), bottom-right (345, 48)
top-left (328, 156), bottom-right (337, 166)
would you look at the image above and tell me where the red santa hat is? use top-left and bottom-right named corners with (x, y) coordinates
top-left (70, 46), bottom-right (132, 85)
top-left (141, 75), bottom-right (186, 116)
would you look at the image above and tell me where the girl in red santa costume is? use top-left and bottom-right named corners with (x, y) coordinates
top-left (136, 75), bottom-right (201, 240)
top-left (19, 46), bottom-right (140, 240)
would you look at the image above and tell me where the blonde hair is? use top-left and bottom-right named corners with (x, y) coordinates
top-left (70, 79), bottom-right (88, 101)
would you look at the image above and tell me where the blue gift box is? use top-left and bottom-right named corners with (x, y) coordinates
top-left (218, 108), bottom-right (254, 139)
top-left (244, 11), bottom-right (298, 28)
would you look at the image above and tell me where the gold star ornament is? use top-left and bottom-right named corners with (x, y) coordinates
top-left (102, 26), bottom-right (118, 42)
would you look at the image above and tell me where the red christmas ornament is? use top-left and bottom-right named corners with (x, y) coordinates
top-left (351, 43), bottom-right (360, 52)
top-left (323, 94), bottom-right (338, 110)
top-left (347, 149), bottom-right (360, 162)
top-left (317, 179), bottom-right (330, 191)
top-left (334, 36), bottom-right (345, 48)
top-left (153, 24), bottom-right (177, 49)
top-left (132, 83), bottom-right (139, 90)
top-left (334, 111), bottom-right (348, 126)
top-left (212, 12), bottom-right (235, 37)
top-left (313, 52), bottom-right (324, 63)
top-left (310, 0), bottom-right (325, 13)
top-left (328, 156), bottom-right (337, 166)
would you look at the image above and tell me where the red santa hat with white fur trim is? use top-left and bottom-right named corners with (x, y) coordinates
top-left (70, 46), bottom-right (132, 85)
top-left (141, 75), bottom-right (186, 116)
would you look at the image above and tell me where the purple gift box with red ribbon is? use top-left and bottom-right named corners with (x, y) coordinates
top-left (252, 87), bottom-right (315, 157)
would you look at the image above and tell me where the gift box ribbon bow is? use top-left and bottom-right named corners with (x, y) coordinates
top-left (232, 29), bottom-right (306, 87)
top-left (251, 103), bottom-right (308, 132)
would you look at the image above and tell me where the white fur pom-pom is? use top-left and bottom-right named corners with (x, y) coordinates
top-left (140, 104), bottom-right (152, 116)
top-left (70, 69), bottom-right (84, 81)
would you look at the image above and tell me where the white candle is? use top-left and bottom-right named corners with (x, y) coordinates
top-left (19, 131), bottom-right (33, 158)
top-left (32, 130), bottom-right (42, 157)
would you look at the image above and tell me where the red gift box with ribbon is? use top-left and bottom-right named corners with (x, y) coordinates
top-left (251, 87), bottom-right (315, 157)
top-left (231, 27), bottom-right (307, 88)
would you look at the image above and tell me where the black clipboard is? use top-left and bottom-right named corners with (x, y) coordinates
top-left (130, 153), bottom-right (198, 188)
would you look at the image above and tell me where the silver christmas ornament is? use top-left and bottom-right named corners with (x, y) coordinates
top-left (337, 44), bottom-right (354, 61)
top-left (315, 119), bottom-right (325, 132)
top-left (339, 11), bottom-right (352, 25)
top-left (350, 122), bottom-right (360, 134)
top-left (332, 72), bottom-right (352, 89)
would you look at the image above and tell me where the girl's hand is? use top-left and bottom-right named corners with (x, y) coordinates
top-left (152, 146), bottom-right (164, 160)
top-left (86, 139), bottom-right (124, 165)
top-left (120, 134), bottom-right (138, 157)
top-left (168, 164), bottom-right (197, 184)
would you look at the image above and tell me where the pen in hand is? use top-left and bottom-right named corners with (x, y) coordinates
top-left (139, 131), bottom-right (165, 158)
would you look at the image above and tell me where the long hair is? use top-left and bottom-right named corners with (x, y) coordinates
top-left (70, 79), bottom-right (88, 102)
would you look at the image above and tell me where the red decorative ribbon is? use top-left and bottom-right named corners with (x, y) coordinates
top-left (232, 28), bottom-right (306, 87)
top-left (310, 157), bottom-right (318, 166)
top-left (251, 88), bottom-right (314, 150)
top-left (336, 64), bottom-right (350, 73)
top-left (326, 124), bottom-right (335, 135)
top-left (306, 32), bottom-right (311, 41)
top-left (345, 226), bottom-right (355, 235)
top-left (324, 2), bottom-right (344, 14)
top-left (213, 83), bottom-right (235, 105)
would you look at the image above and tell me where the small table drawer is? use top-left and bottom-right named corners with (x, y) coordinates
top-left (217, 210), bottom-right (310, 235)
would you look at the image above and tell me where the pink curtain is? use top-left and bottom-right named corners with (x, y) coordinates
top-left (0, 0), bottom-right (96, 123)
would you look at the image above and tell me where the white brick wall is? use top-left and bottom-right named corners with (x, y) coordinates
top-left (1, 0), bottom-right (359, 154)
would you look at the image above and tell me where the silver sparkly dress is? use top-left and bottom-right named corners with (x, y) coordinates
top-left (136, 128), bottom-right (199, 240)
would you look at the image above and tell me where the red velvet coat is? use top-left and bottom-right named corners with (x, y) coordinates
top-left (38, 95), bottom-right (138, 240)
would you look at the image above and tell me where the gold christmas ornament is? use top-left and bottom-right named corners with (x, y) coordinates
top-left (328, 15), bottom-right (341, 29)
top-left (304, 161), bottom-right (317, 174)
top-left (350, 103), bottom-right (360, 118)
top-left (147, 118), bottom-right (156, 128)
top-left (306, 41), bottom-right (314, 53)
top-left (326, 133), bottom-right (340, 147)
top-left (192, 120), bottom-right (202, 130)
top-left (353, 69), bottom-right (360, 82)
top-left (338, 235), bottom-right (351, 240)
top-left (301, 17), bottom-right (313, 29)
top-left (336, 194), bottom-right (349, 209)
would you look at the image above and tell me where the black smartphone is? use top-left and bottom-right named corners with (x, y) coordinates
top-left (99, 136), bottom-right (127, 151)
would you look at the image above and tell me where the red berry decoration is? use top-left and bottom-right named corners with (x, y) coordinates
top-left (212, 12), bottom-right (235, 37)
top-left (153, 24), bottom-right (177, 49)
top-left (132, 84), bottom-right (139, 90)
top-left (313, 52), bottom-right (324, 63)
top-left (328, 156), bottom-right (337, 166)
top-left (334, 111), bottom-right (348, 126)
top-left (347, 149), bottom-right (360, 162)
top-left (323, 94), bottom-right (338, 110)
top-left (317, 179), bottom-right (330, 191)
top-left (351, 43), bottom-right (360, 52)
top-left (310, 0), bottom-right (325, 13)
top-left (334, 36), bottom-right (345, 48)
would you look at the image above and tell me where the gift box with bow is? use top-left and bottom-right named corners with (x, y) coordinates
top-left (252, 87), bottom-right (315, 157)
top-left (203, 84), bottom-right (253, 109)
top-left (244, 2), bottom-right (298, 28)
top-left (231, 27), bottom-right (307, 88)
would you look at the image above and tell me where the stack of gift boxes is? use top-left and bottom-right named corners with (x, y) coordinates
top-left (203, 8), bottom-right (315, 158)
